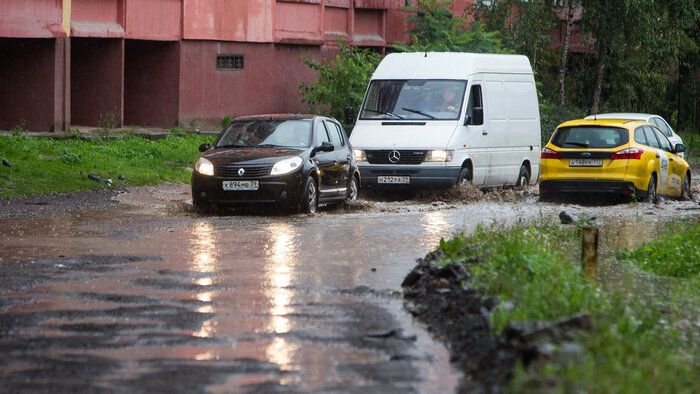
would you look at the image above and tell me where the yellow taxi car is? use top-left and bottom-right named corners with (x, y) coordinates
top-left (539, 118), bottom-right (691, 202)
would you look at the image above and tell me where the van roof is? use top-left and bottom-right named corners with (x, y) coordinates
top-left (371, 52), bottom-right (533, 80)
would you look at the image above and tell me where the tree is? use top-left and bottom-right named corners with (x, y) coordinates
top-left (395, 0), bottom-right (508, 53)
top-left (471, 0), bottom-right (556, 69)
top-left (298, 38), bottom-right (381, 128)
top-left (580, 0), bottom-right (698, 116)
top-left (556, 1), bottom-right (579, 107)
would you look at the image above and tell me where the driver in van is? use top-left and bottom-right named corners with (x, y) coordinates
top-left (435, 86), bottom-right (459, 113)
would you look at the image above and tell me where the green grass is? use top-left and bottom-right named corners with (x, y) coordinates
top-left (435, 220), bottom-right (699, 392)
top-left (0, 133), bottom-right (216, 197)
top-left (616, 219), bottom-right (700, 278)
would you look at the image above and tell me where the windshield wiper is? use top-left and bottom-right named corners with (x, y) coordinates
top-left (566, 142), bottom-right (589, 148)
top-left (218, 144), bottom-right (248, 148)
top-left (256, 144), bottom-right (282, 148)
top-left (361, 108), bottom-right (404, 119)
top-left (402, 107), bottom-right (437, 120)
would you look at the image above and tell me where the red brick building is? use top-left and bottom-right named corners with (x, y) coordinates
top-left (0, 0), bottom-right (419, 132)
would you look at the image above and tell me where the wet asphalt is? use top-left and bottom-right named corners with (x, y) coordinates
top-left (0, 184), bottom-right (698, 393)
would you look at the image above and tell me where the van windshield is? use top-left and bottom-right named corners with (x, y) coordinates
top-left (360, 79), bottom-right (467, 121)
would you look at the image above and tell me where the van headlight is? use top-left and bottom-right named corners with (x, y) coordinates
top-left (195, 157), bottom-right (214, 176)
top-left (353, 149), bottom-right (367, 162)
top-left (425, 150), bottom-right (454, 162)
top-left (271, 156), bottom-right (303, 176)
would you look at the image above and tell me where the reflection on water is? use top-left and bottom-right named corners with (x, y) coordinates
top-left (266, 337), bottom-right (300, 372)
top-left (263, 223), bottom-right (299, 371)
top-left (419, 210), bottom-right (452, 247)
top-left (189, 222), bottom-right (220, 341)
top-left (191, 221), bottom-right (218, 273)
top-left (194, 319), bottom-right (217, 339)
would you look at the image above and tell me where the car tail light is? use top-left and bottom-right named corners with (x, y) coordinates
top-left (541, 147), bottom-right (561, 159)
top-left (611, 147), bottom-right (643, 160)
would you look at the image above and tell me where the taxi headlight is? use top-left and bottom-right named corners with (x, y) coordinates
top-left (271, 156), bottom-right (303, 176)
top-left (195, 157), bottom-right (214, 176)
top-left (425, 150), bottom-right (454, 162)
top-left (353, 149), bottom-right (367, 162)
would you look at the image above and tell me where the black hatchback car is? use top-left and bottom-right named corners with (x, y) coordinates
top-left (191, 114), bottom-right (360, 214)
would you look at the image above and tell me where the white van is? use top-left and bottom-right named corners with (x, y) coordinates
top-left (349, 52), bottom-right (541, 189)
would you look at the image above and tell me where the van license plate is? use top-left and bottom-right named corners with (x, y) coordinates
top-left (378, 176), bottom-right (410, 184)
top-left (223, 180), bottom-right (259, 191)
top-left (569, 159), bottom-right (602, 167)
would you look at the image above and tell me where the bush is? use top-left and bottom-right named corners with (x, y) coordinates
top-left (298, 38), bottom-right (381, 131)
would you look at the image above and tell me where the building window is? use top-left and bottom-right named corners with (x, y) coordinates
top-left (217, 55), bottom-right (244, 71)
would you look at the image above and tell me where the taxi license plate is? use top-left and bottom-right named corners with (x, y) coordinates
top-left (377, 176), bottom-right (410, 184)
top-left (569, 159), bottom-right (603, 167)
top-left (223, 180), bottom-right (259, 191)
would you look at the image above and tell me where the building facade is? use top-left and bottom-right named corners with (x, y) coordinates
top-left (0, 0), bottom-right (415, 132)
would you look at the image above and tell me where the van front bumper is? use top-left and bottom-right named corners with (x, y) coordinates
top-left (358, 165), bottom-right (461, 188)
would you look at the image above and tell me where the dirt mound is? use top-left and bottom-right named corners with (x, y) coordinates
top-left (402, 255), bottom-right (523, 393)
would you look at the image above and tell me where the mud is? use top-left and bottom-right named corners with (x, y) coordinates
top-left (402, 256), bottom-right (521, 393)
top-left (0, 188), bottom-right (122, 219)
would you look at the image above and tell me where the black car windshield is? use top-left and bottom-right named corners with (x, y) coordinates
top-left (360, 79), bottom-right (467, 121)
top-left (551, 126), bottom-right (629, 149)
top-left (215, 119), bottom-right (312, 148)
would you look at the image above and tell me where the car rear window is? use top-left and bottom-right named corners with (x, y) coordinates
top-left (551, 126), bottom-right (629, 149)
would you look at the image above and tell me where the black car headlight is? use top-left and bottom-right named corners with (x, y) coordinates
top-left (195, 157), bottom-right (214, 176)
top-left (271, 156), bottom-right (303, 176)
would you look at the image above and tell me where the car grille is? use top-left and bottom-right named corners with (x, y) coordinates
top-left (215, 163), bottom-right (273, 179)
top-left (366, 150), bottom-right (426, 165)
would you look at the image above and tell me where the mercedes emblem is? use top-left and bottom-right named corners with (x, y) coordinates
top-left (238, 168), bottom-right (245, 176)
top-left (388, 150), bottom-right (401, 164)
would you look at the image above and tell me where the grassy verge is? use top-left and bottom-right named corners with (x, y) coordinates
top-left (0, 133), bottom-right (215, 198)
top-left (435, 219), bottom-right (699, 392)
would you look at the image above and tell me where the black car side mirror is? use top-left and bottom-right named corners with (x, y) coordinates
top-left (312, 141), bottom-right (335, 156)
top-left (674, 143), bottom-right (686, 154)
top-left (344, 107), bottom-right (355, 125)
top-left (199, 143), bottom-right (211, 152)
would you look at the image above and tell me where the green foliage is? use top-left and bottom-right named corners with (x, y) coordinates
top-left (436, 220), bottom-right (699, 391)
top-left (170, 125), bottom-right (186, 134)
top-left (616, 219), bottom-right (700, 278)
top-left (511, 301), bottom-right (697, 393)
top-left (11, 120), bottom-right (28, 137)
top-left (298, 38), bottom-right (381, 128)
top-left (578, 0), bottom-right (699, 116)
top-left (0, 133), bottom-right (216, 197)
top-left (97, 111), bottom-right (118, 138)
top-left (538, 97), bottom-right (587, 146)
top-left (395, 0), bottom-right (508, 53)
top-left (219, 116), bottom-right (232, 129)
top-left (470, 0), bottom-right (556, 68)
top-left (445, 221), bottom-right (603, 330)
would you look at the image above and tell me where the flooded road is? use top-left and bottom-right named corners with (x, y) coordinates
top-left (1, 184), bottom-right (698, 392)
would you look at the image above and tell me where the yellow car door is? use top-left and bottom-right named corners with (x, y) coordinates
top-left (651, 127), bottom-right (681, 196)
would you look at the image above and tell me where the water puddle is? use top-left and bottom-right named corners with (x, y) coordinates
top-left (1, 183), bottom-right (698, 392)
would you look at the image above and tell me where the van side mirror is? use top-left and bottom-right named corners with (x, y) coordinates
top-left (199, 143), bottom-right (211, 152)
top-left (344, 107), bottom-right (355, 125)
top-left (674, 143), bottom-right (686, 154)
top-left (465, 107), bottom-right (484, 126)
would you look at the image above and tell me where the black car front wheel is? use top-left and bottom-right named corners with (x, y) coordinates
top-left (347, 175), bottom-right (359, 201)
top-left (300, 176), bottom-right (318, 214)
